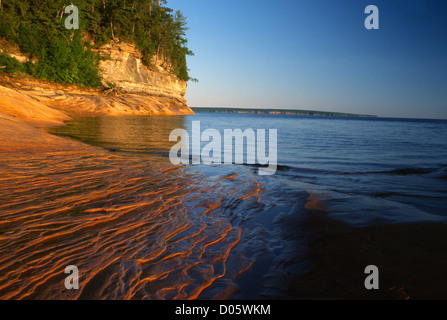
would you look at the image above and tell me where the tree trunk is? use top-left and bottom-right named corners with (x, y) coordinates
top-left (131, 0), bottom-right (136, 34)
top-left (57, 4), bottom-right (65, 19)
top-left (155, 32), bottom-right (161, 66)
top-left (110, 20), bottom-right (115, 40)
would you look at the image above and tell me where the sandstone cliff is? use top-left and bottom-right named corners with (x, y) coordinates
top-left (0, 74), bottom-right (193, 119)
top-left (0, 39), bottom-right (194, 124)
top-left (98, 42), bottom-right (187, 102)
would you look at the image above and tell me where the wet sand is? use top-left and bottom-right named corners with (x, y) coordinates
top-left (0, 111), bottom-right (85, 153)
top-left (2, 81), bottom-right (447, 300)
top-left (0, 101), bottom-right (262, 299)
top-left (289, 212), bottom-right (447, 300)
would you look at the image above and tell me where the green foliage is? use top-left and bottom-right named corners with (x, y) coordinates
top-left (97, 1), bottom-right (194, 81)
top-left (106, 81), bottom-right (116, 88)
top-left (0, 0), bottom-right (193, 86)
top-left (0, 52), bottom-right (25, 73)
top-left (29, 31), bottom-right (102, 87)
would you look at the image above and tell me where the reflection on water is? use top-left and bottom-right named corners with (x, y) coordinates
top-left (51, 116), bottom-right (187, 159)
top-left (0, 115), bottom-right (306, 300)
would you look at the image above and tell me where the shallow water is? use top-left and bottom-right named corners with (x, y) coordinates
top-left (1, 113), bottom-right (446, 299)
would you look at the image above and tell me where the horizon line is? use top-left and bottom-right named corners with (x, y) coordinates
top-left (190, 106), bottom-right (447, 121)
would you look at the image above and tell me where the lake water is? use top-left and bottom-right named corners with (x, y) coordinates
top-left (52, 113), bottom-right (447, 227)
top-left (1, 112), bottom-right (446, 299)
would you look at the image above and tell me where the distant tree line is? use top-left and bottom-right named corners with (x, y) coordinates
top-left (191, 107), bottom-right (378, 118)
top-left (0, 0), bottom-right (193, 87)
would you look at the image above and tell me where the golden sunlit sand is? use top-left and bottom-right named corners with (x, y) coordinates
top-left (0, 86), bottom-right (260, 299)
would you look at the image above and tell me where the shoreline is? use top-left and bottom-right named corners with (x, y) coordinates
top-left (0, 74), bottom-right (194, 120)
top-left (0, 72), bottom-right (194, 151)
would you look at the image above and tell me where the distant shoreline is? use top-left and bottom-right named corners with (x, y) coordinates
top-left (191, 107), bottom-right (377, 118)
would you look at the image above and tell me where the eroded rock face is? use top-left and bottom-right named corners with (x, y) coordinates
top-left (0, 76), bottom-right (194, 120)
top-left (98, 42), bottom-right (187, 102)
top-left (0, 40), bottom-right (194, 120)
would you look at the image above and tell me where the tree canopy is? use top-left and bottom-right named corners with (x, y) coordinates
top-left (0, 0), bottom-right (193, 87)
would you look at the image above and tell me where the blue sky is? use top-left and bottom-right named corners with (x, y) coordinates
top-left (167, 0), bottom-right (447, 119)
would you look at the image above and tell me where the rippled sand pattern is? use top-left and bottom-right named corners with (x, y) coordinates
top-left (0, 147), bottom-right (264, 300)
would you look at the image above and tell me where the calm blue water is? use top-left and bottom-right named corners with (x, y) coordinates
top-left (187, 113), bottom-right (447, 227)
top-left (43, 112), bottom-right (447, 299)
top-left (53, 113), bottom-right (447, 227)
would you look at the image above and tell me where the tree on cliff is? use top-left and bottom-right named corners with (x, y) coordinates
top-left (0, 0), bottom-right (193, 86)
